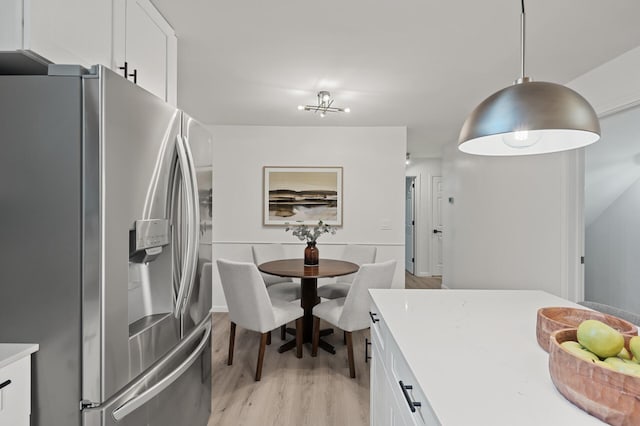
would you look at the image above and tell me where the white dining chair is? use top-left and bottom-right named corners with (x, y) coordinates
top-left (312, 259), bottom-right (396, 378)
top-left (217, 259), bottom-right (304, 381)
top-left (317, 245), bottom-right (377, 300)
top-left (252, 244), bottom-right (301, 302)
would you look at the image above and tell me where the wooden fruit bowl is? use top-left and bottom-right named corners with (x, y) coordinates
top-left (549, 328), bottom-right (640, 425)
top-left (536, 307), bottom-right (637, 352)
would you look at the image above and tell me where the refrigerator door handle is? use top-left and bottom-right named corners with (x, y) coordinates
top-left (173, 135), bottom-right (196, 317)
top-left (111, 319), bottom-right (211, 421)
top-left (180, 134), bottom-right (201, 315)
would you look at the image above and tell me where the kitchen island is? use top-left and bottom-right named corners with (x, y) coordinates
top-left (368, 290), bottom-right (605, 425)
top-left (0, 343), bottom-right (38, 425)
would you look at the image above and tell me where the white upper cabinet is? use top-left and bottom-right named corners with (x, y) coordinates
top-left (0, 0), bottom-right (176, 105)
top-left (0, 0), bottom-right (112, 68)
top-left (113, 0), bottom-right (177, 105)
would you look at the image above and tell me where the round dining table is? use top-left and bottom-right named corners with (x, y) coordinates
top-left (258, 258), bottom-right (359, 354)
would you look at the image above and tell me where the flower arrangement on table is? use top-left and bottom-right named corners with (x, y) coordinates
top-left (284, 220), bottom-right (337, 265)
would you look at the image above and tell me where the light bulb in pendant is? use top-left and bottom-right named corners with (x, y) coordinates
top-left (502, 130), bottom-right (540, 149)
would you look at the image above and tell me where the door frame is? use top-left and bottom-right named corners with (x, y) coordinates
top-left (405, 176), bottom-right (416, 274)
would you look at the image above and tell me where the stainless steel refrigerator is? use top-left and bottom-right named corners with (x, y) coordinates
top-left (0, 65), bottom-right (213, 425)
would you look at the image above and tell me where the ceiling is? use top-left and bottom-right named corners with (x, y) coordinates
top-left (151, 0), bottom-right (640, 157)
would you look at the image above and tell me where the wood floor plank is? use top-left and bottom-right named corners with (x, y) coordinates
top-left (209, 313), bottom-right (369, 426)
top-left (405, 271), bottom-right (442, 289)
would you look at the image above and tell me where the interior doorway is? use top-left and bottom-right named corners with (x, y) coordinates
top-left (405, 176), bottom-right (416, 273)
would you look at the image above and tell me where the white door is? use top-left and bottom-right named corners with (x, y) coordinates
top-left (405, 177), bottom-right (415, 274)
top-left (431, 176), bottom-right (443, 276)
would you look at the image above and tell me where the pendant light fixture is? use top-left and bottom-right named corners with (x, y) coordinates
top-left (458, 0), bottom-right (600, 156)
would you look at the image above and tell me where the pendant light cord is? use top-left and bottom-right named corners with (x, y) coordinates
top-left (520, 0), bottom-right (526, 80)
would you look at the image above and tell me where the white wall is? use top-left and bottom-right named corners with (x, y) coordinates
top-left (209, 125), bottom-right (406, 311)
top-left (585, 104), bottom-right (640, 313)
top-left (586, 178), bottom-right (640, 312)
top-left (405, 158), bottom-right (442, 276)
top-left (441, 142), bottom-right (582, 299)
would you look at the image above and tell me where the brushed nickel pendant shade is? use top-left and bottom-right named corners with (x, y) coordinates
top-left (458, 1), bottom-right (600, 156)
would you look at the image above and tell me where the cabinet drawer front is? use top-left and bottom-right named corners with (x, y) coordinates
top-left (0, 356), bottom-right (31, 424)
top-left (369, 302), bottom-right (390, 361)
top-left (389, 342), bottom-right (440, 426)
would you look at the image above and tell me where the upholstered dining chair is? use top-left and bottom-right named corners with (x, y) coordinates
top-left (317, 245), bottom-right (377, 300)
top-left (252, 244), bottom-right (301, 302)
top-left (217, 259), bottom-right (304, 381)
top-left (312, 259), bottom-right (396, 378)
top-left (578, 301), bottom-right (640, 326)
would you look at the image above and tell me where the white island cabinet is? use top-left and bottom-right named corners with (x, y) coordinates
top-left (0, 344), bottom-right (38, 426)
top-left (368, 290), bottom-right (606, 425)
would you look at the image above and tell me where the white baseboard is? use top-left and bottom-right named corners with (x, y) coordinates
top-left (211, 305), bottom-right (228, 313)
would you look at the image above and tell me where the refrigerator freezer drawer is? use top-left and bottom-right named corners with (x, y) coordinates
top-left (84, 314), bottom-right (212, 426)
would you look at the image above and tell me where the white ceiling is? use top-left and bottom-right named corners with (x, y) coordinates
top-left (151, 0), bottom-right (640, 157)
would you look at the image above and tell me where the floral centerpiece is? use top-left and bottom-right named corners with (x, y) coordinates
top-left (285, 220), bottom-right (336, 266)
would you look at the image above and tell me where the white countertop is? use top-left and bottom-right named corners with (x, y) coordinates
top-left (0, 344), bottom-right (39, 369)
top-left (369, 289), bottom-right (604, 425)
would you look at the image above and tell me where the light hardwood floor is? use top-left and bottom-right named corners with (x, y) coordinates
top-left (209, 313), bottom-right (370, 426)
top-left (405, 271), bottom-right (442, 289)
top-left (209, 273), bottom-right (441, 425)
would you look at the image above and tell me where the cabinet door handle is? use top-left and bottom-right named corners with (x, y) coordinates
top-left (129, 69), bottom-right (138, 84)
top-left (118, 62), bottom-right (129, 79)
top-left (0, 379), bottom-right (11, 390)
top-left (369, 311), bottom-right (380, 323)
top-left (365, 338), bottom-right (371, 363)
top-left (399, 380), bottom-right (422, 413)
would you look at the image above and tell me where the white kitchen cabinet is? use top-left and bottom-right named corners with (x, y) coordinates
top-left (0, 0), bottom-right (112, 68)
top-left (112, 0), bottom-right (178, 105)
top-left (0, 344), bottom-right (39, 426)
top-left (369, 304), bottom-right (435, 426)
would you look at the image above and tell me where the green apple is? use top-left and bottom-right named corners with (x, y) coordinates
top-left (629, 336), bottom-right (640, 360)
top-left (577, 320), bottom-right (624, 358)
top-left (595, 360), bottom-right (615, 370)
top-left (604, 357), bottom-right (640, 377)
top-left (618, 347), bottom-right (632, 360)
top-left (561, 341), bottom-right (599, 362)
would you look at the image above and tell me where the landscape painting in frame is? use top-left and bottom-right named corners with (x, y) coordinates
top-left (264, 167), bottom-right (343, 226)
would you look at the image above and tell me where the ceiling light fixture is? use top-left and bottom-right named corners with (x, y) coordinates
top-left (458, 0), bottom-right (600, 156)
top-left (298, 91), bottom-right (350, 117)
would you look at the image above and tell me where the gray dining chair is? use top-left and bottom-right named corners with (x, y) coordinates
top-left (252, 244), bottom-right (301, 302)
top-left (217, 259), bottom-right (303, 381)
top-left (317, 245), bottom-right (377, 300)
top-left (312, 260), bottom-right (396, 378)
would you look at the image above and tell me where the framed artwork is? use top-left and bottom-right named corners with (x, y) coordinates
top-left (263, 166), bottom-right (343, 226)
